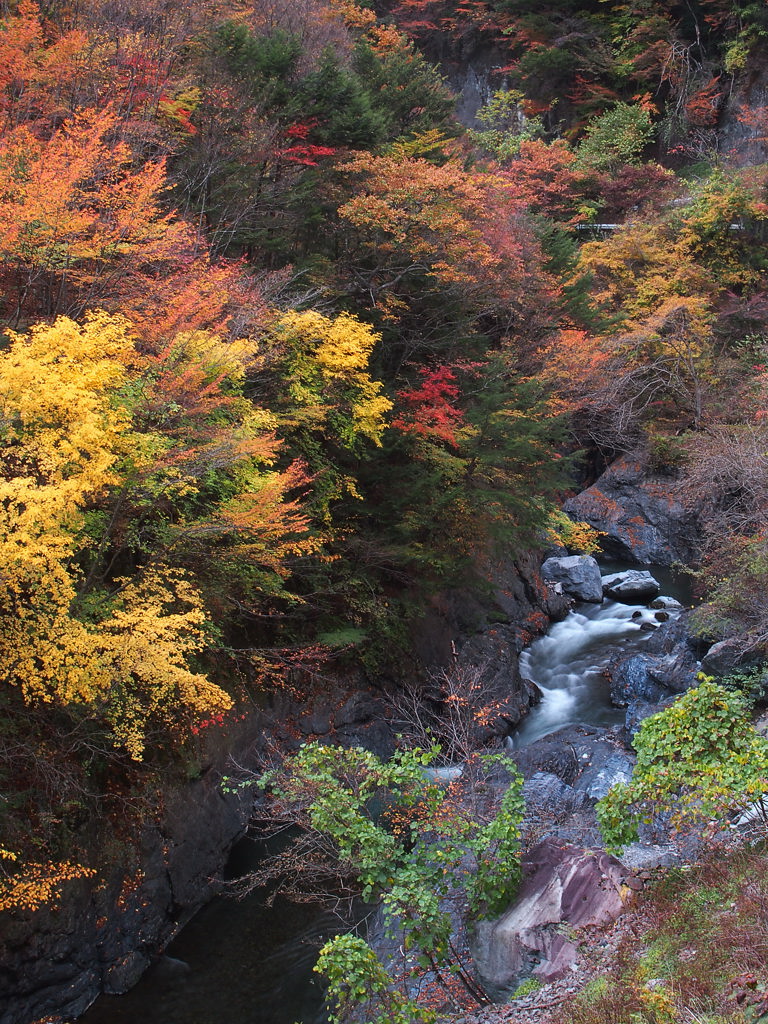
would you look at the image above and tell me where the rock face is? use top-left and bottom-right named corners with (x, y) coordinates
top-left (513, 725), bottom-right (636, 848)
top-left (541, 555), bottom-right (603, 603)
top-left (0, 750), bottom-right (258, 1024)
top-left (0, 679), bottom-right (396, 1024)
top-left (608, 613), bottom-right (701, 735)
top-left (564, 456), bottom-right (699, 565)
top-left (411, 549), bottom-right (571, 735)
top-left (602, 570), bottom-right (661, 603)
top-left (473, 839), bottom-right (631, 998)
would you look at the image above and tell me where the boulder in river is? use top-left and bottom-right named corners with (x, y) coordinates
top-left (522, 772), bottom-right (586, 821)
top-left (601, 569), bottom-right (661, 603)
top-left (610, 655), bottom-right (670, 707)
top-left (540, 554), bottom-right (603, 603)
top-left (609, 613), bottom-right (701, 722)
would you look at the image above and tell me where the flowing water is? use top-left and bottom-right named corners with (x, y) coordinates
top-left (79, 564), bottom-right (692, 1022)
top-left (512, 563), bottom-right (693, 747)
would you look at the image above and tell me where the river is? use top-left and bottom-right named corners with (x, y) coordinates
top-left (512, 562), bottom-right (692, 747)
top-left (79, 563), bottom-right (691, 1023)
top-left (79, 832), bottom-right (338, 1024)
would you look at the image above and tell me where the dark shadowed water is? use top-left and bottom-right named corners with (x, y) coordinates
top-left (79, 833), bottom-right (341, 1024)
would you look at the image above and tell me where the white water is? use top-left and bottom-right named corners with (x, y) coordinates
top-left (512, 597), bottom-right (681, 747)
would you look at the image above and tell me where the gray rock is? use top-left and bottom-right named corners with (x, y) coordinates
top-left (523, 772), bottom-right (586, 820)
top-left (473, 840), bottom-right (630, 997)
top-left (0, 710), bottom-right (271, 1024)
top-left (610, 656), bottom-right (669, 707)
top-left (541, 555), bottom-right (603, 603)
top-left (511, 724), bottom-right (608, 783)
top-left (298, 707), bottom-right (332, 735)
top-left (564, 455), bottom-right (700, 565)
top-left (625, 697), bottom-right (671, 737)
top-left (104, 951), bottom-right (151, 995)
top-left (618, 843), bottom-right (681, 871)
top-left (609, 614), bottom-right (700, 724)
top-left (533, 934), bottom-right (579, 983)
top-left (575, 752), bottom-right (634, 801)
top-left (601, 570), bottom-right (661, 603)
top-left (333, 691), bottom-right (381, 729)
top-left (700, 638), bottom-right (756, 676)
top-left (649, 596), bottom-right (684, 611)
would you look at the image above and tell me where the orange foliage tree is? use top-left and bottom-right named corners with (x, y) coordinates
top-left (0, 106), bottom-right (190, 323)
top-left (335, 146), bottom-right (555, 360)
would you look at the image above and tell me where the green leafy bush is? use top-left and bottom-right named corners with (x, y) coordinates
top-left (597, 676), bottom-right (768, 851)
top-left (577, 102), bottom-right (655, 172)
top-left (259, 743), bottom-right (525, 1019)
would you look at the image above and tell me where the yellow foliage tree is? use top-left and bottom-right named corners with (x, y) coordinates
top-left (577, 220), bottom-right (715, 321)
top-left (0, 312), bottom-right (237, 758)
top-left (274, 309), bottom-right (392, 447)
top-left (0, 311), bottom-right (131, 703)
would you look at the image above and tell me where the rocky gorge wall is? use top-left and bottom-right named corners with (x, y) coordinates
top-left (0, 550), bottom-right (567, 1024)
top-left (0, 446), bottom-right (716, 1024)
top-left (0, 716), bottom-right (266, 1024)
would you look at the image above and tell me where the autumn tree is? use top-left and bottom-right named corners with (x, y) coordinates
top-left (335, 147), bottom-right (555, 364)
top-left (0, 107), bottom-right (189, 323)
top-left (262, 308), bottom-right (392, 524)
top-left (0, 311), bottom-right (321, 759)
top-left (382, 356), bottom-right (567, 580)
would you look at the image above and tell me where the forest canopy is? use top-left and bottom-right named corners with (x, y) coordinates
top-left (0, 0), bottom-right (767, 926)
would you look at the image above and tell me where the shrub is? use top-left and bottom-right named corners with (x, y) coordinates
top-left (597, 676), bottom-right (768, 851)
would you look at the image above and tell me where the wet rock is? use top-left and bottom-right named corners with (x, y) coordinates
top-left (523, 773), bottom-right (586, 820)
top-left (540, 555), bottom-right (603, 603)
top-left (643, 612), bottom-right (701, 661)
top-left (610, 656), bottom-right (670, 707)
top-left (574, 752), bottom-right (634, 802)
top-left (649, 596), bottom-right (683, 611)
top-left (473, 840), bottom-right (630, 997)
top-left (564, 456), bottom-right (700, 565)
top-left (609, 614), bottom-right (700, 720)
top-left (0, 711), bottom-right (272, 1024)
top-left (510, 727), bottom-right (597, 784)
top-left (457, 624), bottom-right (543, 736)
top-left (104, 951), bottom-right (151, 995)
top-left (601, 570), bottom-right (661, 603)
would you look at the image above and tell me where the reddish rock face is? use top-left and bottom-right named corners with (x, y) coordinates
top-left (473, 839), bottom-right (632, 998)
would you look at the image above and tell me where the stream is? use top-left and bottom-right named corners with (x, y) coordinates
top-left (79, 564), bottom-right (691, 1024)
top-left (512, 562), bottom-right (692, 747)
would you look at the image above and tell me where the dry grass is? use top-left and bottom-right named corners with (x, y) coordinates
top-left (553, 843), bottom-right (768, 1024)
